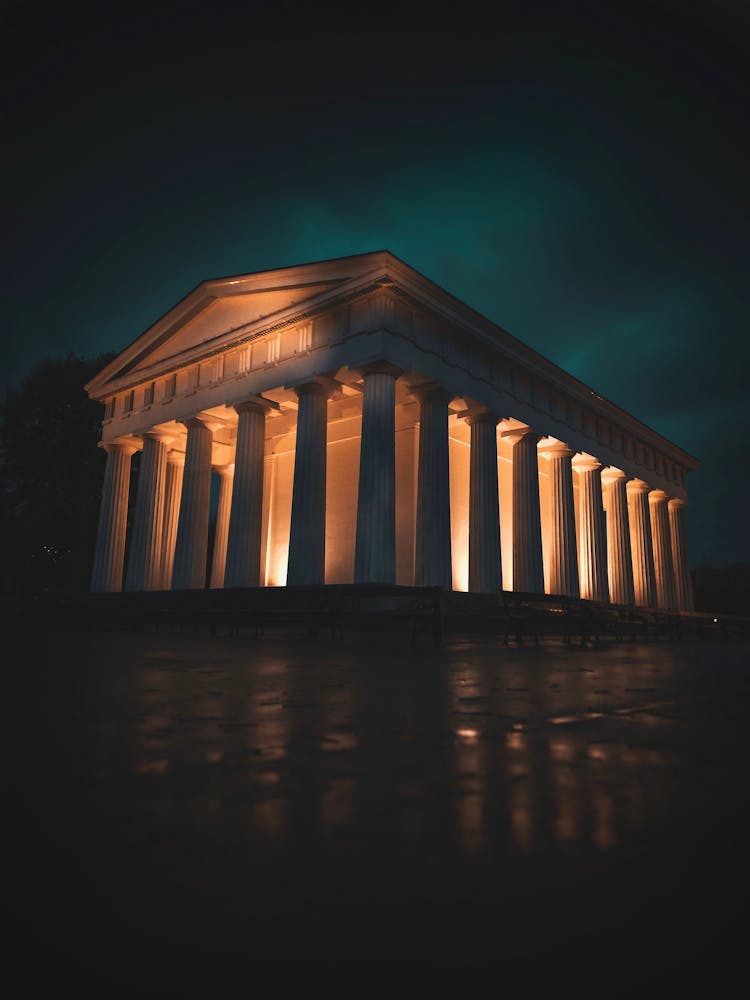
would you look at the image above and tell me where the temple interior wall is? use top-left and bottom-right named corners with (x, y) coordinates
top-left (498, 436), bottom-right (514, 590)
top-left (262, 424), bottom-right (295, 587)
top-left (538, 456), bottom-right (552, 593)
top-left (395, 414), bottom-right (418, 586)
top-left (325, 404), bottom-right (362, 584)
top-left (448, 416), bottom-right (470, 592)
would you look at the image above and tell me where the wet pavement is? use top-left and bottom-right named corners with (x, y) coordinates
top-left (10, 628), bottom-right (750, 995)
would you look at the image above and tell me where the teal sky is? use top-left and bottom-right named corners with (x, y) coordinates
top-left (3, 0), bottom-right (748, 565)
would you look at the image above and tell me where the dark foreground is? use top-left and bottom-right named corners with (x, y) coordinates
top-left (10, 629), bottom-right (750, 996)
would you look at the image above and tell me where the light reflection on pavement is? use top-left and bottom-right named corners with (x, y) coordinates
top-left (11, 630), bottom-right (750, 994)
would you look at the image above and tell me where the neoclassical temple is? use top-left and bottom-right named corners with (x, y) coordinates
top-left (86, 251), bottom-right (697, 610)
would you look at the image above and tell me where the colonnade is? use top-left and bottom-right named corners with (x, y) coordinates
top-left (90, 369), bottom-right (694, 611)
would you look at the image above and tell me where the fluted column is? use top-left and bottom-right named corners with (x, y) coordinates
top-left (224, 400), bottom-right (268, 588)
top-left (287, 381), bottom-right (330, 585)
top-left (90, 441), bottom-right (138, 593)
top-left (414, 387), bottom-right (452, 589)
top-left (354, 365), bottom-right (399, 584)
top-left (602, 468), bottom-right (635, 605)
top-left (467, 412), bottom-right (502, 593)
top-left (125, 432), bottom-right (169, 592)
top-left (574, 455), bottom-right (609, 602)
top-left (505, 427), bottom-right (543, 594)
top-left (172, 417), bottom-right (213, 590)
top-left (159, 451), bottom-right (184, 590)
top-left (540, 440), bottom-right (578, 597)
top-left (649, 490), bottom-right (676, 609)
top-left (669, 498), bottom-right (694, 612)
top-left (210, 465), bottom-right (235, 589)
top-left (627, 479), bottom-right (656, 608)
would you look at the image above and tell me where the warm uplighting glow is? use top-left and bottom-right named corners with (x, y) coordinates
top-left (449, 429), bottom-right (469, 591)
top-left (320, 732), bottom-right (358, 751)
top-left (550, 711), bottom-right (605, 725)
top-left (266, 541), bottom-right (289, 587)
top-left (550, 738), bottom-right (575, 762)
top-left (264, 451), bottom-right (293, 586)
top-left (135, 758), bottom-right (169, 775)
top-left (456, 728), bottom-right (479, 741)
top-left (452, 544), bottom-right (469, 592)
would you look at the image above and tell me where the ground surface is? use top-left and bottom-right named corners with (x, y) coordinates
top-left (9, 628), bottom-right (750, 996)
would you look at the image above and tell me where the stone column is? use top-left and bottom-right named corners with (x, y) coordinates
top-left (90, 441), bottom-right (138, 593)
top-left (287, 381), bottom-right (330, 586)
top-left (602, 468), bottom-right (635, 605)
top-left (649, 489), bottom-right (676, 609)
top-left (354, 365), bottom-right (399, 584)
top-left (540, 440), bottom-right (578, 598)
top-left (414, 387), bottom-right (452, 589)
top-left (159, 451), bottom-right (184, 590)
top-left (125, 432), bottom-right (169, 592)
top-left (224, 400), bottom-right (268, 588)
top-left (574, 455), bottom-right (609, 602)
top-left (172, 417), bottom-right (213, 590)
top-left (669, 498), bottom-right (694, 612)
top-left (210, 465), bottom-right (234, 589)
top-left (468, 411), bottom-right (502, 593)
top-left (627, 479), bottom-right (656, 608)
top-left (505, 427), bottom-right (543, 594)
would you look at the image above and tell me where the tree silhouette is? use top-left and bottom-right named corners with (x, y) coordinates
top-left (0, 352), bottom-right (116, 595)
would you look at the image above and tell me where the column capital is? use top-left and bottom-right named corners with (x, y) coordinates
top-left (648, 489), bottom-right (669, 505)
top-left (538, 437), bottom-right (574, 460)
top-left (166, 450), bottom-right (185, 467)
top-left (463, 404), bottom-right (500, 428)
top-left (572, 452), bottom-right (602, 473)
top-left (181, 414), bottom-right (218, 433)
top-left (601, 465), bottom-right (628, 486)
top-left (141, 429), bottom-right (175, 446)
top-left (354, 360), bottom-right (403, 379)
top-left (407, 379), bottom-right (454, 403)
top-left (627, 478), bottom-right (651, 496)
top-left (501, 423), bottom-right (539, 447)
top-left (289, 376), bottom-right (338, 399)
top-left (100, 439), bottom-right (140, 457)
top-left (668, 497), bottom-right (688, 511)
top-left (212, 463), bottom-right (235, 477)
top-left (234, 395), bottom-right (280, 416)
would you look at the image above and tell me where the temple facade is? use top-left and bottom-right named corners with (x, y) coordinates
top-left (86, 251), bottom-right (697, 610)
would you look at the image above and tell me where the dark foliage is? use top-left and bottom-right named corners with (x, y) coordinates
top-left (0, 353), bottom-right (116, 595)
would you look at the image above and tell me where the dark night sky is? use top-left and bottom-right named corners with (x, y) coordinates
top-left (3, 0), bottom-right (748, 566)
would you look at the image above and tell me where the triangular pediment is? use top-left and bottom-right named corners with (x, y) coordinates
top-left (86, 251), bottom-right (398, 397)
top-left (137, 282), bottom-right (338, 370)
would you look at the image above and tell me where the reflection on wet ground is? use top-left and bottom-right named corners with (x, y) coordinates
top-left (11, 630), bottom-right (750, 994)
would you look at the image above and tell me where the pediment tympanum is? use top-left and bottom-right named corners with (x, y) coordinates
top-left (86, 252), bottom-right (399, 397)
top-left (117, 281), bottom-right (344, 384)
